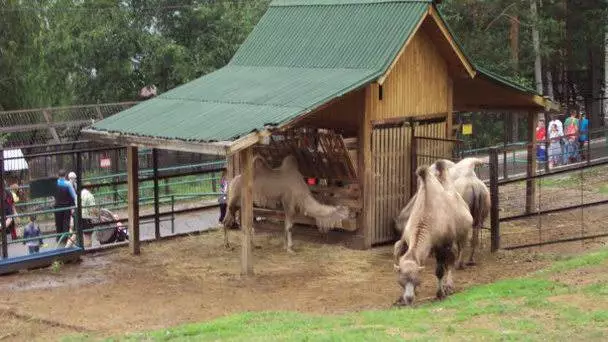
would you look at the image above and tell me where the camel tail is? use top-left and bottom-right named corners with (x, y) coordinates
top-left (301, 195), bottom-right (349, 230)
top-left (470, 183), bottom-right (489, 228)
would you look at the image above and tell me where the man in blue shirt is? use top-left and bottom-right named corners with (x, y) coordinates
top-left (578, 112), bottom-right (589, 161)
top-left (54, 169), bottom-right (77, 246)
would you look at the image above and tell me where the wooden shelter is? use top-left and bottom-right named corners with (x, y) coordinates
top-left (82, 0), bottom-right (557, 274)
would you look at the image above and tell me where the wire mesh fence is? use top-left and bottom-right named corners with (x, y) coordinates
top-left (0, 102), bottom-right (138, 148)
top-left (492, 152), bottom-right (608, 250)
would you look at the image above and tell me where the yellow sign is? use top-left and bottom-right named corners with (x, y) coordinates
top-left (462, 124), bottom-right (473, 135)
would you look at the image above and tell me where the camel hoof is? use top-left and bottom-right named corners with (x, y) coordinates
top-left (465, 261), bottom-right (477, 267)
top-left (436, 288), bottom-right (446, 300)
top-left (286, 248), bottom-right (296, 254)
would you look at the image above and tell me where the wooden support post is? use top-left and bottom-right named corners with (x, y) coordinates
top-left (489, 148), bottom-right (500, 252)
top-left (127, 146), bottom-right (140, 255)
top-left (0, 150), bottom-right (7, 259)
top-left (525, 113), bottom-right (538, 214)
top-left (240, 147), bottom-right (254, 276)
top-left (357, 85), bottom-right (374, 249)
top-left (152, 148), bottom-right (160, 240)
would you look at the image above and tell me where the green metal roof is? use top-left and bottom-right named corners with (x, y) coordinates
top-left (89, 1), bottom-right (429, 144)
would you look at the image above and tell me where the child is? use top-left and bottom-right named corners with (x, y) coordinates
top-left (218, 170), bottom-right (229, 223)
top-left (23, 215), bottom-right (43, 254)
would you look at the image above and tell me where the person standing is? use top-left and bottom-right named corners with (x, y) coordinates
top-left (23, 215), bottom-right (43, 254)
top-left (535, 119), bottom-right (547, 163)
top-left (548, 123), bottom-right (563, 169)
top-left (578, 112), bottom-right (589, 161)
top-left (563, 109), bottom-right (579, 163)
top-left (218, 170), bottom-right (229, 224)
top-left (548, 114), bottom-right (564, 166)
top-left (80, 183), bottom-right (98, 247)
top-left (2, 180), bottom-right (18, 240)
top-left (54, 169), bottom-right (77, 246)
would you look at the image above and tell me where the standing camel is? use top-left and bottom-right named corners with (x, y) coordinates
top-left (394, 157), bottom-right (490, 266)
top-left (223, 155), bottom-right (349, 253)
top-left (394, 161), bottom-right (473, 306)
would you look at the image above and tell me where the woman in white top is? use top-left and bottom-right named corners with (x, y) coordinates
top-left (548, 123), bottom-right (563, 169)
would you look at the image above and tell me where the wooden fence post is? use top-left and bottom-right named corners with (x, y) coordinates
top-left (489, 147), bottom-right (500, 252)
top-left (76, 151), bottom-right (84, 248)
top-left (240, 147), bottom-right (254, 276)
top-left (0, 149), bottom-right (7, 259)
top-left (127, 146), bottom-right (140, 255)
top-left (153, 148), bottom-right (160, 240)
top-left (525, 113), bottom-right (538, 214)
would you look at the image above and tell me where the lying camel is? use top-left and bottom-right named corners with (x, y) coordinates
top-left (394, 157), bottom-right (490, 266)
top-left (223, 155), bottom-right (349, 253)
top-left (394, 161), bottom-right (473, 306)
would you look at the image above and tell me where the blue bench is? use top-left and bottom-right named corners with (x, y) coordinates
top-left (0, 247), bottom-right (83, 275)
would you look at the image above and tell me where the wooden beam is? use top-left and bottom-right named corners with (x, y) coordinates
top-left (81, 129), bottom-right (231, 156)
top-left (427, 7), bottom-right (476, 79)
top-left (377, 10), bottom-right (428, 85)
top-left (525, 113), bottom-right (538, 214)
top-left (127, 146), bottom-right (140, 255)
top-left (226, 130), bottom-right (271, 156)
top-left (240, 147), bottom-right (254, 276)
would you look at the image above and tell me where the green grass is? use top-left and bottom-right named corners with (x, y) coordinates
top-left (62, 248), bottom-right (608, 342)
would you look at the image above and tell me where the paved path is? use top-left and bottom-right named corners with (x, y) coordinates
top-left (5, 206), bottom-right (221, 258)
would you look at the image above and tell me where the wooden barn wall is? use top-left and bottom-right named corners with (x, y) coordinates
top-left (295, 89), bottom-right (364, 138)
top-left (370, 30), bottom-right (450, 120)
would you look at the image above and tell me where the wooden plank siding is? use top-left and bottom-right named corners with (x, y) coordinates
top-left (371, 125), bottom-right (411, 245)
top-left (369, 30), bottom-right (450, 120)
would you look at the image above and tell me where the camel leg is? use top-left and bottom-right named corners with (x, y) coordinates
top-left (284, 215), bottom-right (295, 254)
top-left (456, 238), bottom-right (466, 270)
top-left (467, 226), bottom-right (480, 266)
top-left (435, 246), bottom-right (456, 299)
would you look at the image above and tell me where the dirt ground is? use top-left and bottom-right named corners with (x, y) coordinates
top-left (0, 227), bottom-right (606, 342)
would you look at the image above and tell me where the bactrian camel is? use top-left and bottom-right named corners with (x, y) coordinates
top-left (393, 161), bottom-right (473, 306)
top-left (394, 157), bottom-right (490, 266)
top-left (223, 155), bottom-right (350, 253)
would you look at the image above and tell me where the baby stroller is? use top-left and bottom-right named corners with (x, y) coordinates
top-left (64, 208), bottom-right (128, 247)
top-left (95, 208), bottom-right (129, 245)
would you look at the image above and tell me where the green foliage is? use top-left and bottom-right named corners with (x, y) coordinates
top-left (0, 0), bottom-right (271, 110)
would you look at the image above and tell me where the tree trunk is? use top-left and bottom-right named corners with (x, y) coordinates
top-left (510, 15), bottom-right (520, 71)
top-left (546, 70), bottom-right (555, 100)
top-left (531, 0), bottom-right (543, 95)
top-left (590, 46), bottom-right (603, 128)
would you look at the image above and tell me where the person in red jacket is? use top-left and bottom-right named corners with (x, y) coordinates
top-left (535, 119), bottom-right (547, 163)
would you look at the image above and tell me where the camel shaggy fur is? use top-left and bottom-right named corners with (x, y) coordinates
top-left (394, 161), bottom-right (473, 306)
top-left (394, 157), bottom-right (490, 266)
top-left (222, 155), bottom-right (349, 253)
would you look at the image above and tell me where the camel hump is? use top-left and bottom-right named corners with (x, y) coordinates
top-left (280, 155), bottom-right (300, 171)
top-left (415, 166), bottom-right (429, 180)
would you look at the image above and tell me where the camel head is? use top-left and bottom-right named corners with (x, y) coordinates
top-left (394, 258), bottom-right (424, 306)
